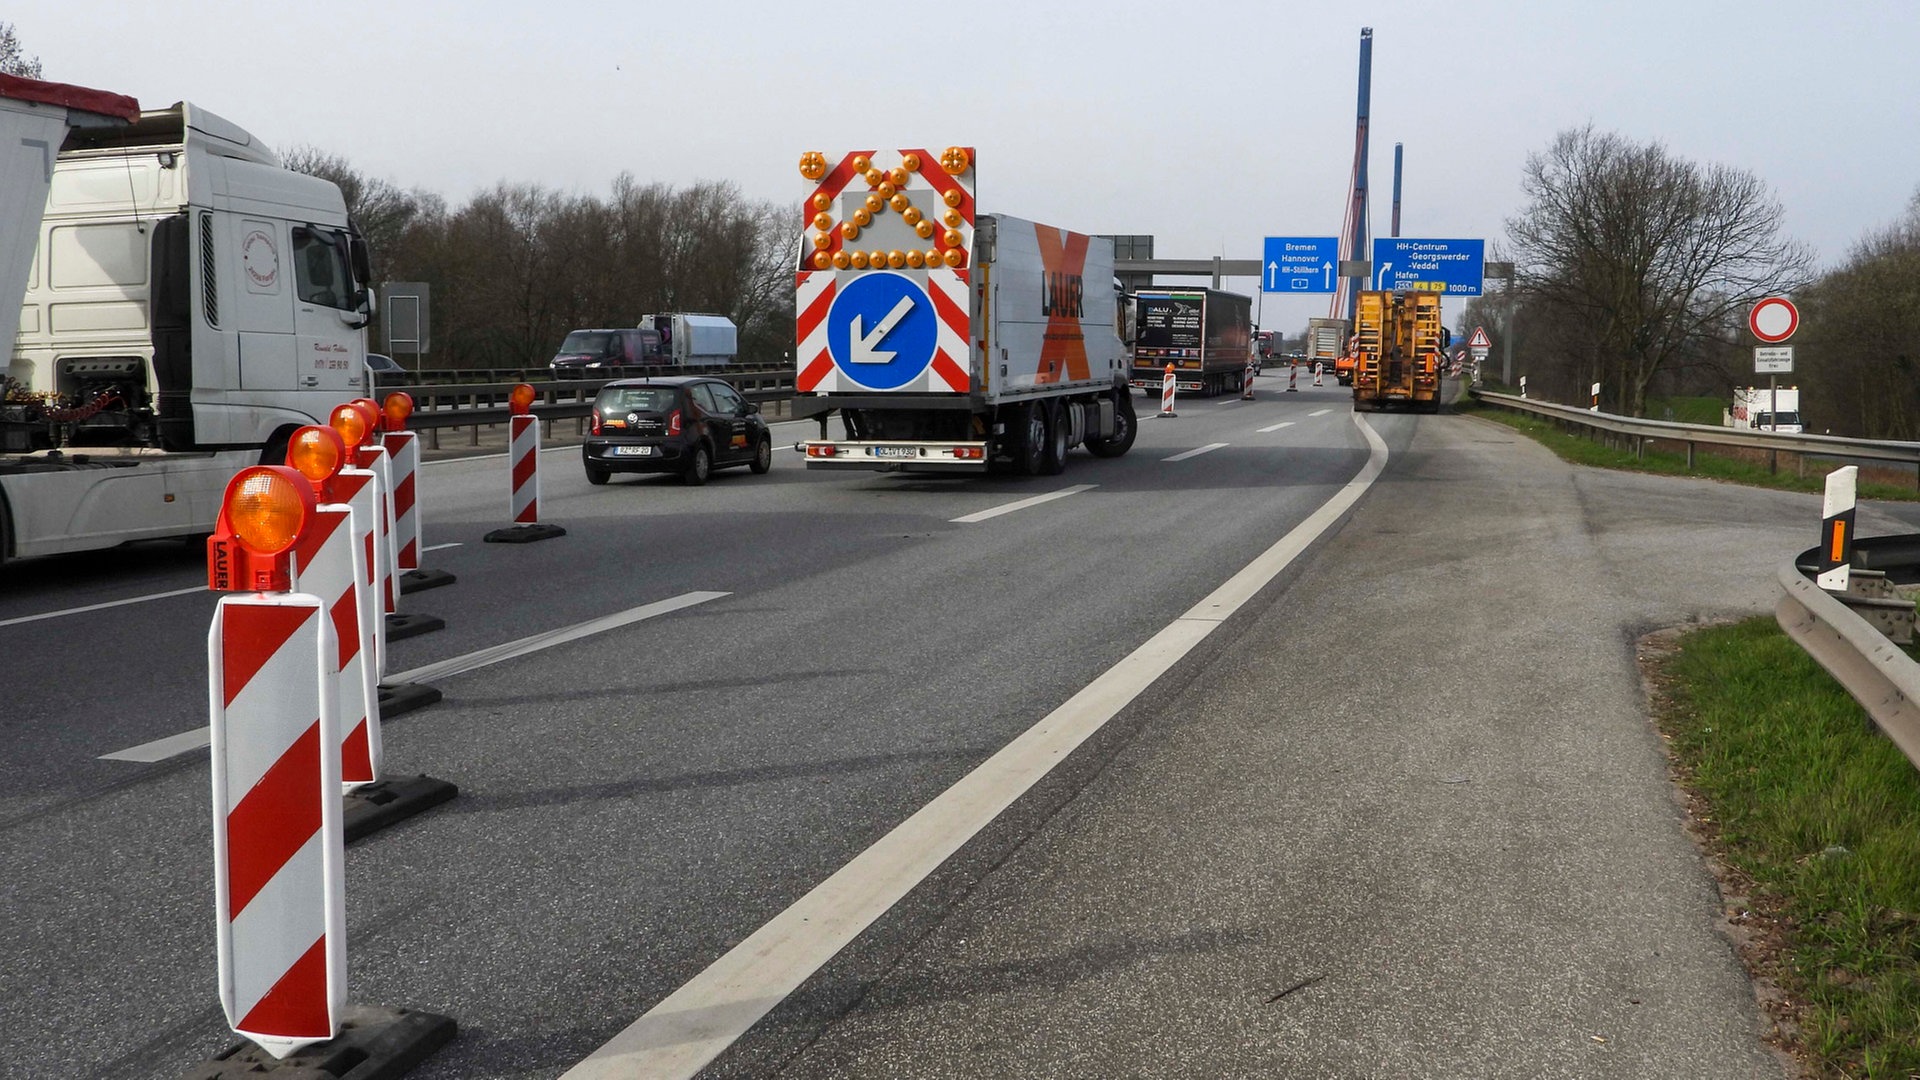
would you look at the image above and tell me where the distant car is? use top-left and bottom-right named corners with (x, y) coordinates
top-left (366, 352), bottom-right (405, 378)
top-left (582, 376), bottom-right (772, 486)
top-left (551, 328), bottom-right (664, 375)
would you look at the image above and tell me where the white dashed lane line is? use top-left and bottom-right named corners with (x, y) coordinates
top-left (949, 485), bottom-right (1097, 524)
top-left (1162, 443), bottom-right (1228, 462)
top-left (1257, 421), bottom-right (1296, 433)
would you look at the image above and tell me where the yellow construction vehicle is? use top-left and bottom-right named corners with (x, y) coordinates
top-left (1351, 290), bottom-right (1447, 413)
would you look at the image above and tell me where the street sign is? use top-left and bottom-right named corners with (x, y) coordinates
top-left (1749, 297), bottom-right (1799, 343)
top-left (1261, 236), bottom-right (1340, 294)
top-left (1467, 326), bottom-right (1491, 348)
top-left (826, 271), bottom-right (938, 390)
top-left (1754, 345), bottom-right (1794, 374)
top-left (1370, 237), bottom-right (1486, 295)
top-left (1470, 346), bottom-right (1490, 361)
top-left (380, 282), bottom-right (431, 355)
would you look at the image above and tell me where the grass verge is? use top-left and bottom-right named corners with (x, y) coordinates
top-left (1455, 400), bottom-right (1920, 503)
top-left (1649, 617), bottom-right (1920, 1077)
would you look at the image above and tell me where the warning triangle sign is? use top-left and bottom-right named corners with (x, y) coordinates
top-left (1468, 326), bottom-right (1491, 348)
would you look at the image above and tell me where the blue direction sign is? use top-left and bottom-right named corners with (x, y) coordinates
top-left (1369, 237), bottom-right (1486, 295)
top-left (1262, 236), bottom-right (1340, 294)
top-left (826, 271), bottom-right (938, 390)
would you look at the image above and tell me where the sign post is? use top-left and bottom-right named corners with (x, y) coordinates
top-left (1750, 297), bottom-right (1800, 471)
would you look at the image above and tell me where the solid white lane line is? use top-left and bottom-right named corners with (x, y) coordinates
top-left (1258, 421), bottom-right (1297, 433)
top-left (561, 413), bottom-right (1392, 1080)
top-left (1162, 443), bottom-right (1228, 462)
top-left (96, 591), bottom-right (729, 763)
top-left (1308, 408), bottom-right (1333, 417)
top-left (949, 485), bottom-right (1097, 524)
top-left (422, 542), bottom-right (463, 553)
top-left (0, 586), bottom-right (205, 630)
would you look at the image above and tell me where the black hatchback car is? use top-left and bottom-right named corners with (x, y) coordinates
top-left (582, 376), bottom-right (772, 486)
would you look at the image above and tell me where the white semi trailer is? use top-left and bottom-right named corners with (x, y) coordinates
top-left (0, 75), bottom-right (373, 565)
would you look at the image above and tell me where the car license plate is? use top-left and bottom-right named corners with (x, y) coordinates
top-left (612, 445), bottom-right (653, 456)
top-left (873, 446), bottom-right (917, 459)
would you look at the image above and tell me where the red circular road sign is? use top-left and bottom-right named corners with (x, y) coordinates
top-left (1749, 297), bottom-right (1799, 343)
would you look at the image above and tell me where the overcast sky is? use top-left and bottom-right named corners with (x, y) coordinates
top-left (12, 0), bottom-right (1918, 332)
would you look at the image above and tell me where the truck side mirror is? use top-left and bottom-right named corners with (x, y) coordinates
top-left (1441, 327), bottom-right (1452, 348)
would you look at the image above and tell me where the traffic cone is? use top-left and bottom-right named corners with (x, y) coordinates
top-left (1286, 364), bottom-right (1299, 392)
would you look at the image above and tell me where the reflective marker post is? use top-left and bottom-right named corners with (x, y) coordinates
top-left (486, 383), bottom-right (566, 543)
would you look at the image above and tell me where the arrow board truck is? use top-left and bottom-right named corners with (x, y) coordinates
top-left (1126, 288), bottom-right (1253, 397)
top-left (1, 80), bottom-right (374, 564)
top-left (792, 146), bottom-right (1135, 474)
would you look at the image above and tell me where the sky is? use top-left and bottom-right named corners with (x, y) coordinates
top-left (11, 0), bottom-right (1919, 335)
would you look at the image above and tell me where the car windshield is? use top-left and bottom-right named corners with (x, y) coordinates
top-left (558, 331), bottom-right (612, 355)
top-left (599, 388), bottom-right (676, 413)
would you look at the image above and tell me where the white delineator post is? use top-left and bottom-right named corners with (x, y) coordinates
top-left (205, 467), bottom-right (345, 1058)
top-left (1241, 358), bottom-right (1255, 400)
top-left (510, 413), bottom-right (541, 524)
top-left (1313, 361), bottom-right (1323, 386)
top-left (292, 502), bottom-right (380, 791)
top-left (1520, 375), bottom-right (1528, 399)
top-left (1816, 466), bottom-right (1858, 592)
top-left (1286, 363), bottom-right (1298, 392)
top-left (1158, 364), bottom-right (1177, 418)
top-left (1590, 382), bottom-right (1600, 412)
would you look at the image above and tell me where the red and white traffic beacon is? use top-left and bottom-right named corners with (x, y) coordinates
top-left (205, 465), bottom-right (347, 1057)
top-left (378, 392), bottom-right (456, 594)
top-left (484, 382), bottom-right (566, 542)
top-left (328, 403), bottom-right (392, 675)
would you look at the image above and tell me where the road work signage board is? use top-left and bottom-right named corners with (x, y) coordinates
top-left (1262, 236), bottom-right (1340, 294)
top-left (826, 271), bottom-right (938, 390)
top-left (1369, 238), bottom-right (1486, 295)
top-left (1754, 345), bottom-right (1794, 374)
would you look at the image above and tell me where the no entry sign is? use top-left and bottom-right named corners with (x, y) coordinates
top-left (1749, 297), bottom-right (1799, 343)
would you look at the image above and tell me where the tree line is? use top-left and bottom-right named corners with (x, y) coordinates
top-left (1458, 125), bottom-right (1916, 438)
top-left (283, 150), bottom-right (796, 371)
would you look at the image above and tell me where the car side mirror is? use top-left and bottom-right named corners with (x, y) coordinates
top-left (743, 401), bottom-right (759, 415)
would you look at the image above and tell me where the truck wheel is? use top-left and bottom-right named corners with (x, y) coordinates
top-left (1086, 391), bottom-right (1137, 458)
top-left (1039, 400), bottom-right (1068, 476)
top-left (1013, 401), bottom-right (1047, 476)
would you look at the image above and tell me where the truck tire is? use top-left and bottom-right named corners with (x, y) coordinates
top-left (1012, 401), bottom-right (1047, 476)
top-left (1085, 390), bottom-right (1136, 458)
top-left (1039, 400), bottom-right (1068, 476)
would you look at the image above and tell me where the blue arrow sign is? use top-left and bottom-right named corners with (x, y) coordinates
top-left (1262, 236), bottom-right (1339, 294)
top-left (826, 272), bottom-right (938, 390)
top-left (1369, 237), bottom-right (1486, 296)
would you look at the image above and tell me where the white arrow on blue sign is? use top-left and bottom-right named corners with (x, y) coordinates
top-left (826, 272), bottom-right (938, 390)
top-left (1261, 236), bottom-right (1340, 294)
top-left (1369, 237), bottom-right (1486, 295)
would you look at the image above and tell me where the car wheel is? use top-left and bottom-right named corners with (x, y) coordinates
top-left (749, 436), bottom-right (773, 474)
top-left (683, 443), bottom-right (712, 486)
top-left (585, 464), bottom-right (610, 486)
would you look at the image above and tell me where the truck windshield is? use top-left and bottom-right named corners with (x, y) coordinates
top-left (558, 332), bottom-right (613, 355)
top-left (1757, 412), bottom-right (1800, 427)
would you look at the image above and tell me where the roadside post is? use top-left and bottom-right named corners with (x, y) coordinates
top-left (1313, 361), bottom-right (1324, 387)
top-left (193, 463), bottom-right (457, 1076)
top-left (1241, 357), bottom-right (1255, 400)
top-left (1590, 382), bottom-right (1600, 412)
top-left (1816, 466), bottom-right (1857, 593)
top-left (1286, 362), bottom-right (1298, 392)
top-left (1159, 363), bottom-right (1178, 418)
top-left (485, 383), bottom-right (566, 543)
top-left (344, 399), bottom-right (443, 643)
top-left (1520, 375), bottom-right (1527, 399)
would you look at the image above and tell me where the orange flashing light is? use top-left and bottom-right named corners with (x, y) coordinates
top-left (382, 391), bottom-right (414, 431)
top-left (799, 152), bottom-right (828, 180)
top-left (286, 424), bottom-right (348, 494)
top-left (329, 402), bottom-right (371, 449)
top-left (207, 465), bottom-right (316, 593)
top-left (509, 383), bottom-right (537, 417)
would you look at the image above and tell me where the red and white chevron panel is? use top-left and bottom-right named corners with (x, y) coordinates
top-left (381, 431), bottom-right (420, 571)
top-left (793, 267), bottom-right (971, 395)
top-left (510, 415), bottom-right (540, 524)
top-left (926, 268), bottom-right (971, 392)
top-left (291, 504), bottom-right (381, 791)
top-left (331, 467), bottom-right (386, 678)
top-left (209, 593), bottom-right (346, 1058)
top-left (795, 271), bottom-right (837, 394)
top-left (355, 446), bottom-right (398, 615)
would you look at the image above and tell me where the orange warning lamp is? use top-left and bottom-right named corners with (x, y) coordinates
top-left (329, 402), bottom-right (372, 450)
top-left (901, 152), bottom-right (922, 172)
top-left (207, 465), bottom-right (316, 593)
top-left (285, 424), bottom-right (348, 500)
top-left (382, 391), bottom-right (414, 432)
top-left (940, 146), bottom-right (971, 175)
top-left (350, 398), bottom-right (383, 437)
top-left (799, 152), bottom-right (827, 181)
top-left (509, 383), bottom-right (536, 417)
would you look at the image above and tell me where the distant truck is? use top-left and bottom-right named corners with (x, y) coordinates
top-left (1306, 317), bottom-right (1351, 384)
top-left (1, 80), bottom-right (375, 565)
top-left (1127, 287), bottom-right (1253, 397)
top-left (640, 312), bottom-right (736, 366)
top-left (1724, 386), bottom-right (1801, 433)
top-left (791, 144), bottom-right (1134, 474)
top-left (1351, 290), bottom-right (1446, 413)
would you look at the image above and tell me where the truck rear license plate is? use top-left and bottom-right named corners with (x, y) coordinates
top-left (874, 446), bottom-right (917, 459)
top-left (613, 445), bottom-right (653, 456)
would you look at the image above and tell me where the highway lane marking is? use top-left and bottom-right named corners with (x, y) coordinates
top-left (96, 591), bottom-right (729, 764)
top-left (562, 412), bottom-right (1392, 1080)
top-left (1309, 408), bottom-right (1333, 417)
top-left (1258, 421), bottom-right (1297, 433)
top-left (1163, 443), bottom-right (1228, 462)
top-left (0, 586), bottom-right (205, 629)
top-left (949, 485), bottom-right (1097, 524)
top-left (422, 542), bottom-right (462, 553)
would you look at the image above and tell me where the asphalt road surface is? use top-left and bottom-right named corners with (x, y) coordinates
top-left (1, 376), bottom-right (1862, 1078)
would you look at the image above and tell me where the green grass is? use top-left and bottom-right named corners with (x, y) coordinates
top-left (1647, 394), bottom-right (1729, 426)
top-left (1657, 618), bottom-right (1920, 1077)
top-left (1455, 400), bottom-right (1920, 503)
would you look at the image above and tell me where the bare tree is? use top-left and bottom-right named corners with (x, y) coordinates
top-left (1507, 126), bottom-right (1812, 415)
top-left (1796, 189), bottom-right (1920, 438)
top-left (0, 22), bottom-right (42, 78)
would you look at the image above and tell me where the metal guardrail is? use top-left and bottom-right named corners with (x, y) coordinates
top-left (1471, 390), bottom-right (1920, 482)
top-left (1777, 548), bottom-right (1920, 771)
top-left (385, 366), bottom-right (796, 446)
